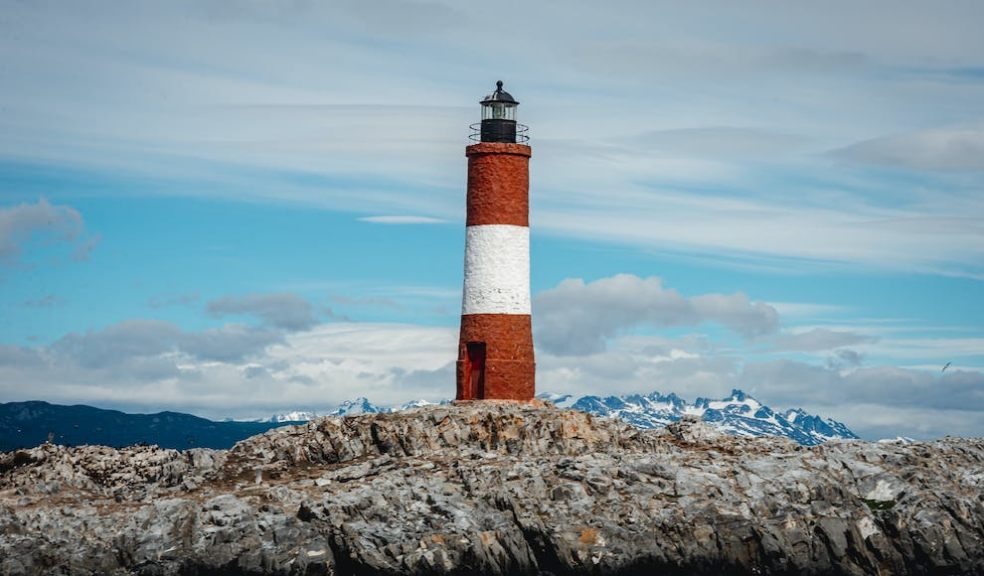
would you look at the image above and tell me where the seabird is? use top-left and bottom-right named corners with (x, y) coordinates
top-left (942, 361), bottom-right (952, 373)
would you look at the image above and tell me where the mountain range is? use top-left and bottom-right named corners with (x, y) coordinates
top-left (538, 389), bottom-right (858, 446)
top-left (237, 397), bottom-right (434, 423)
top-left (260, 388), bottom-right (857, 446)
top-left (0, 389), bottom-right (857, 451)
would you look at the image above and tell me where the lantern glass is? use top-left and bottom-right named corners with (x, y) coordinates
top-left (481, 102), bottom-right (516, 121)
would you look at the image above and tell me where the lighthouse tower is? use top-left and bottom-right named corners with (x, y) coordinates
top-left (456, 81), bottom-right (535, 401)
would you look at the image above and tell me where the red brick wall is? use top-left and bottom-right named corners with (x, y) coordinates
top-left (456, 314), bottom-right (535, 401)
top-left (465, 143), bottom-right (531, 227)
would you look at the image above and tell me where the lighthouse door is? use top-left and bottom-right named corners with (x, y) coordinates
top-left (466, 342), bottom-right (487, 399)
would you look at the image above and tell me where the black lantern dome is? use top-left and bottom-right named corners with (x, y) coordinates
top-left (477, 80), bottom-right (525, 144)
top-left (481, 81), bottom-right (518, 117)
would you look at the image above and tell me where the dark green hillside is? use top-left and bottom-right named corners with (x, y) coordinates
top-left (0, 401), bottom-right (300, 451)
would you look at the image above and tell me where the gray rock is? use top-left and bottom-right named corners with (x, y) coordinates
top-left (1, 403), bottom-right (983, 575)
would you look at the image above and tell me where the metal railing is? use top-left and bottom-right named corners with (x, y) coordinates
top-left (468, 122), bottom-right (530, 144)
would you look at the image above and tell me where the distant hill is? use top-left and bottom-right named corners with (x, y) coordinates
top-left (0, 401), bottom-right (302, 451)
top-left (1, 388), bottom-right (858, 452)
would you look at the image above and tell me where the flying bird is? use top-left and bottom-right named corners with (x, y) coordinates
top-left (942, 362), bottom-right (951, 373)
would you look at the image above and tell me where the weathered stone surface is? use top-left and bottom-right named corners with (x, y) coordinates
top-left (1, 403), bottom-right (983, 575)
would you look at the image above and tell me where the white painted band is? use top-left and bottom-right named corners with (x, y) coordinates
top-left (462, 224), bottom-right (531, 315)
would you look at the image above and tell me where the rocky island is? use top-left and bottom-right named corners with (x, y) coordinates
top-left (1, 402), bottom-right (982, 575)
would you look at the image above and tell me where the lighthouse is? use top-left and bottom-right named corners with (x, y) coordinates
top-left (456, 81), bottom-right (535, 401)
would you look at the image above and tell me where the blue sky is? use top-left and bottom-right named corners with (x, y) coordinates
top-left (1, 1), bottom-right (982, 439)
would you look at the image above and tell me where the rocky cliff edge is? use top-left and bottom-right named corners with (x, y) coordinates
top-left (1, 402), bottom-right (982, 575)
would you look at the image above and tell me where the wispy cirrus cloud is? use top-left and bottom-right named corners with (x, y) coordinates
top-left (532, 181), bottom-right (984, 278)
top-left (3, 2), bottom-right (983, 278)
top-left (628, 126), bottom-right (811, 159)
top-left (831, 126), bottom-right (984, 171)
top-left (774, 328), bottom-right (874, 352)
top-left (22, 294), bottom-right (66, 309)
top-left (358, 215), bottom-right (446, 224)
top-left (148, 292), bottom-right (201, 309)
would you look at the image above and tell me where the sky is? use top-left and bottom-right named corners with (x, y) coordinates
top-left (1, 0), bottom-right (982, 439)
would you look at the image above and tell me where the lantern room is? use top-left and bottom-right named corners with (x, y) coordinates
top-left (479, 80), bottom-right (521, 143)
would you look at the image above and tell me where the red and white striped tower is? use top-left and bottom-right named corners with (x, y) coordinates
top-left (456, 81), bottom-right (535, 401)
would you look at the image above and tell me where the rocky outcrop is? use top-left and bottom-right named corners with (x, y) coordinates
top-left (1, 402), bottom-right (982, 575)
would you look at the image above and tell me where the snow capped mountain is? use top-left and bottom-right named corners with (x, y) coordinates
top-left (396, 399), bottom-right (439, 411)
top-left (262, 398), bottom-right (438, 423)
top-left (261, 389), bottom-right (856, 446)
top-left (267, 411), bottom-right (320, 423)
top-left (547, 389), bottom-right (858, 446)
top-left (569, 391), bottom-right (687, 430)
top-left (225, 412), bottom-right (318, 423)
top-left (326, 397), bottom-right (383, 417)
top-left (781, 407), bottom-right (857, 442)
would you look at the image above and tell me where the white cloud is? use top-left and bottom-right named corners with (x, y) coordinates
top-left (533, 184), bottom-right (984, 278)
top-left (0, 321), bottom-right (456, 418)
top-left (0, 198), bottom-right (93, 267)
top-left (206, 292), bottom-right (319, 331)
top-left (832, 126), bottom-right (984, 171)
top-left (739, 361), bottom-right (984, 412)
top-left (827, 348), bottom-right (864, 370)
top-left (46, 319), bottom-right (282, 368)
top-left (628, 126), bottom-right (811, 159)
top-left (538, 349), bottom-right (740, 404)
top-left (774, 328), bottom-right (873, 352)
top-left (769, 302), bottom-right (850, 319)
top-left (534, 274), bottom-right (778, 355)
top-left (358, 215), bottom-right (447, 224)
top-left (858, 337), bottom-right (984, 363)
top-left (818, 403), bottom-right (984, 440)
top-left (148, 291), bottom-right (201, 309)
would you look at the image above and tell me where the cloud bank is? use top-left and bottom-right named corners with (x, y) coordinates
top-left (534, 274), bottom-right (779, 355)
top-left (0, 278), bottom-right (977, 439)
top-left (1, 316), bottom-right (979, 440)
